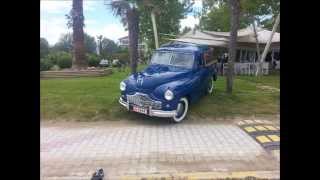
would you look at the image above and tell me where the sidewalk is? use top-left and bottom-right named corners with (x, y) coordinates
top-left (41, 119), bottom-right (280, 179)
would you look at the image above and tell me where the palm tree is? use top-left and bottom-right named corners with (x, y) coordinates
top-left (67, 0), bottom-right (87, 69)
top-left (226, 0), bottom-right (240, 93)
top-left (109, 0), bottom-right (140, 74)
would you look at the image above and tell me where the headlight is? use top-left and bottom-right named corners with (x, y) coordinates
top-left (120, 81), bottom-right (126, 91)
top-left (164, 89), bottom-right (174, 101)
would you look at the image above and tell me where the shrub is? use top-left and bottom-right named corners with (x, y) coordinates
top-left (57, 52), bottom-right (72, 69)
top-left (87, 53), bottom-right (100, 67)
top-left (40, 58), bottom-right (53, 71)
top-left (40, 51), bottom-right (72, 71)
top-left (50, 65), bottom-right (60, 71)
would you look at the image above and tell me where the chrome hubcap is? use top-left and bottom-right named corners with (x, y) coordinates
top-left (176, 103), bottom-right (184, 118)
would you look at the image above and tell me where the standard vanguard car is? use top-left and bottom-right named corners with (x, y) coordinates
top-left (119, 42), bottom-right (217, 123)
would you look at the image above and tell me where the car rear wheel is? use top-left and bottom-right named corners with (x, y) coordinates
top-left (172, 97), bottom-right (188, 123)
top-left (207, 77), bottom-right (214, 94)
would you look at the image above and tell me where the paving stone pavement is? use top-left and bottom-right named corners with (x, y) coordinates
top-left (41, 121), bottom-right (280, 179)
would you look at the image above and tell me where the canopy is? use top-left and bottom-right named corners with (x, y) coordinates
top-left (171, 27), bottom-right (280, 48)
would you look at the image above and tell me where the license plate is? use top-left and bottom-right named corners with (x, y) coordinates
top-left (132, 105), bottom-right (148, 115)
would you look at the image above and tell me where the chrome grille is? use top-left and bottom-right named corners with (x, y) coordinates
top-left (127, 93), bottom-right (162, 109)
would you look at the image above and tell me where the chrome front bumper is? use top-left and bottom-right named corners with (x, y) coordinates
top-left (119, 97), bottom-right (177, 118)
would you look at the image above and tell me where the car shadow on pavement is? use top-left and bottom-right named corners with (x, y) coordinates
top-left (123, 113), bottom-right (178, 126)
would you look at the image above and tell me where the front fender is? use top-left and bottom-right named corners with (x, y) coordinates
top-left (152, 78), bottom-right (195, 110)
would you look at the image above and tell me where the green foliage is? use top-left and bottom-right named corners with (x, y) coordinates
top-left (139, 0), bottom-right (193, 49)
top-left (50, 65), bottom-right (60, 71)
top-left (41, 51), bottom-right (72, 70)
top-left (51, 33), bottom-right (97, 54)
top-left (200, 1), bottom-right (249, 31)
top-left (87, 53), bottom-right (100, 67)
top-left (57, 52), bottom-right (72, 69)
top-left (84, 34), bottom-right (97, 54)
top-left (112, 48), bottom-right (129, 65)
top-left (98, 37), bottom-right (120, 59)
top-left (40, 38), bottom-right (49, 59)
top-left (51, 33), bottom-right (73, 52)
top-left (40, 58), bottom-right (53, 71)
top-left (199, 0), bottom-right (280, 31)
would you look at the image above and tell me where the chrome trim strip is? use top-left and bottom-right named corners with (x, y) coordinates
top-left (126, 92), bottom-right (162, 109)
top-left (119, 97), bottom-right (129, 110)
top-left (119, 97), bottom-right (176, 118)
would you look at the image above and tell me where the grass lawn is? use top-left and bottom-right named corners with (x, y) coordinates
top-left (41, 66), bottom-right (279, 121)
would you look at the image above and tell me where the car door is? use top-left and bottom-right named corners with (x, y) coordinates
top-left (198, 53), bottom-right (211, 95)
top-left (190, 53), bottom-right (209, 101)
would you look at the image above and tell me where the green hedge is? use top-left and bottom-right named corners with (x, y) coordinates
top-left (40, 51), bottom-right (102, 71)
top-left (87, 53), bottom-right (100, 67)
top-left (40, 58), bottom-right (53, 71)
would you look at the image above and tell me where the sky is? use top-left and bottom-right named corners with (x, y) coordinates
top-left (41, 0), bottom-right (202, 46)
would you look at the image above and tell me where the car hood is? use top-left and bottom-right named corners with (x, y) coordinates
top-left (126, 64), bottom-right (192, 92)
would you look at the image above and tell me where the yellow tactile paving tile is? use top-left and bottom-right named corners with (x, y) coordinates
top-left (256, 135), bottom-right (271, 143)
top-left (244, 126), bottom-right (257, 132)
top-left (268, 135), bottom-right (280, 142)
top-left (254, 126), bottom-right (268, 131)
top-left (264, 125), bottom-right (277, 131)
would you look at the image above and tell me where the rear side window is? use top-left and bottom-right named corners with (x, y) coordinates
top-left (170, 53), bottom-right (194, 69)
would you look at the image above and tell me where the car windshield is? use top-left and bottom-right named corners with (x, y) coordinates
top-left (150, 51), bottom-right (194, 69)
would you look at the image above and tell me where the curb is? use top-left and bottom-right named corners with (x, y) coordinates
top-left (120, 170), bottom-right (280, 180)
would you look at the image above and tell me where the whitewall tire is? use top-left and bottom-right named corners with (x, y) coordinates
top-left (207, 77), bottom-right (214, 94)
top-left (172, 97), bottom-right (189, 123)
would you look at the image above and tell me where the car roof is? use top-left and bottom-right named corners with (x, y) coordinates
top-left (156, 41), bottom-right (209, 53)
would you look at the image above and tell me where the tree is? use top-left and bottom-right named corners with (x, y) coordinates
top-left (51, 33), bottom-right (97, 54)
top-left (139, 0), bottom-right (193, 49)
top-left (99, 37), bottom-right (120, 59)
top-left (51, 33), bottom-right (73, 52)
top-left (66, 0), bottom-right (87, 69)
top-left (199, 1), bottom-right (249, 31)
top-left (180, 26), bottom-right (192, 35)
top-left (199, 0), bottom-right (280, 32)
top-left (40, 37), bottom-right (49, 59)
top-left (84, 34), bottom-right (97, 54)
top-left (109, 0), bottom-right (140, 74)
top-left (226, 0), bottom-right (240, 93)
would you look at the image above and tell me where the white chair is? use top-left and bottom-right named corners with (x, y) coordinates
top-left (262, 63), bottom-right (269, 75)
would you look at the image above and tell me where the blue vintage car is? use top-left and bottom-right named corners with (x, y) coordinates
top-left (119, 42), bottom-right (217, 123)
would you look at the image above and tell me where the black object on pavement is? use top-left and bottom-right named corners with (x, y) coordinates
top-left (91, 168), bottom-right (104, 180)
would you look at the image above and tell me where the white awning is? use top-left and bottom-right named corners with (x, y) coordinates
top-left (172, 27), bottom-right (280, 47)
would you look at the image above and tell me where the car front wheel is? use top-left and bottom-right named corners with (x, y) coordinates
top-left (172, 97), bottom-right (189, 123)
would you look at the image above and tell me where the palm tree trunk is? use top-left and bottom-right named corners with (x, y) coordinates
top-left (252, 20), bottom-right (260, 61)
top-left (252, 17), bottom-right (261, 76)
top-left (127, 8), bottom-right (139, 74)
top-left (72, 0), bottom-right (87, 70)
top-left (260, 13), bottom-right (280, 65)
top-left (226, 0), bottom-right (240, 93)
